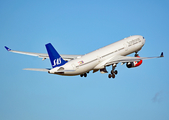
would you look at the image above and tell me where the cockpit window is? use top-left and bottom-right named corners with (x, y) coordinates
top-left (143, 37), bottom-right (145, 39)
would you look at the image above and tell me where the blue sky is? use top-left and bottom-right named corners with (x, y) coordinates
top-left (1, 0), bottom-right (169, 120)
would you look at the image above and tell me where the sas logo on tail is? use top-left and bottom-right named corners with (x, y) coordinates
top-left (53, 57), bottom-right (62, 66)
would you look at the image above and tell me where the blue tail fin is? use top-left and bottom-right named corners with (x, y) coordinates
top-left (45, 43), bottom-right (67, 68)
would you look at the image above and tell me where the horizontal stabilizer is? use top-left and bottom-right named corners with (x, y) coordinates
top-left (48, 69), bottom-right (76, 74)
top-left (23, 68), bottom-right (51, 72)
top-left (56, 70), bottom-right (76, 73)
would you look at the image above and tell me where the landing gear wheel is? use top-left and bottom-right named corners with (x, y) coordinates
top-left (84, 73), bottom-right (87, 77)
top-left (111, 70), bottom-right (118, 74)
top-left (112, 74), bottom-right (115, 78)
top-left (80, 74), bottom-right (83, 77)
top-left (108, 74), bottom-right (112, 78)
top-left (114, 70), bottom-right (118, 75)
top-left (109, 64), bottom-right (117, 79)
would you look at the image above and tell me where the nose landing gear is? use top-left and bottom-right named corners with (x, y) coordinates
top-left (135, 51), bottom-right (139, 57)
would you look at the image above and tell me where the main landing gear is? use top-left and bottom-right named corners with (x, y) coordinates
top-left (135, 53), bottom-right (139, 57)
top-left (80, 72), bottom-right (89, 77)
top-left (108, 64), bottom-right (118, 79)
top-left (135, 51), bottom-right (139, 57)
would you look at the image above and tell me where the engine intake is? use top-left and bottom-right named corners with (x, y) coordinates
top-left (126, 62), bottom-right (135, 68)
top-left (126, 56), bottom-right (143, 68)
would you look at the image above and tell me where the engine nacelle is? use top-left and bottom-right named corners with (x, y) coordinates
top-left (126, 56), bottom-right (143, 68)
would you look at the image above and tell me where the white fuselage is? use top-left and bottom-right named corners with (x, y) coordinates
top-left (49, 35), bottom-right (145, 76)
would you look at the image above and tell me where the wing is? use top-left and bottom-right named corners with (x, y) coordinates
top-left (105, 52), bottom-right (164, 66)
top-left (4, 46), bottom-right (82, 61)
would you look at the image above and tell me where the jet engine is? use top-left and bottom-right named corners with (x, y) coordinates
top-left (126, 56), bottom-right (143, 68)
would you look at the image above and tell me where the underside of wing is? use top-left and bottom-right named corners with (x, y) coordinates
top-left (105, 52), bottom-right (164, 66)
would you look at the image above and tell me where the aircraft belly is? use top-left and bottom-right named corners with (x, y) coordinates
top-left (64, 60), bottom-right (98, 76)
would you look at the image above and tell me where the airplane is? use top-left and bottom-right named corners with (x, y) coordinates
top-left (5, 35), bottom-right (164, 78)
